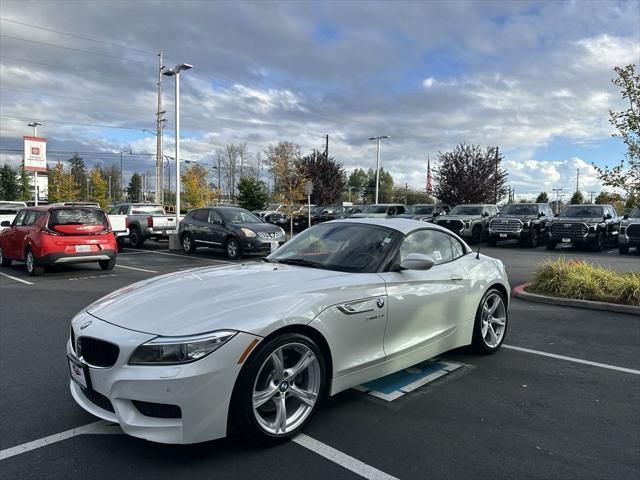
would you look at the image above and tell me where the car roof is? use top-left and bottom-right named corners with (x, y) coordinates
top-left (331, 217), bottom-right (459, 235)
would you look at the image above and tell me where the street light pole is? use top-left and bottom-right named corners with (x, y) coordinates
top-left (163, 63), bottom-right (193, 221)
top-left (368, 136), bottom-right (389, 204)
top-left (119, 149), bottom-right (131, 202)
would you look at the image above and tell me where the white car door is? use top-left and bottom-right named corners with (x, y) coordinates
top-left (378, 229), bottom-right (469, 361)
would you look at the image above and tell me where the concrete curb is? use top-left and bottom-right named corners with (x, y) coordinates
top-left (512, 284), bottom-right (640, 316)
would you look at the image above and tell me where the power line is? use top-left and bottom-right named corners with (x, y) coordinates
top-left (0, 148), bottom-right (155, 156)
top-left (1, 87), bottom-right (156, 110)
top-left (0, 34), bottom-right (156, 66)
top-left (0, 116), bottom-right (152, 131)
top-left (0, 17), bottom-right (155, 55)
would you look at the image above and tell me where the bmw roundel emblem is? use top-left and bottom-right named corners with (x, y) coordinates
top-left (80, 320), bottom-right (93, 330)
top-left (377, 297), bottom-right (385, 309)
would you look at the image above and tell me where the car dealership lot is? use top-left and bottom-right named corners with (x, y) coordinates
top-left (1, 241), bottom-right (638, 479)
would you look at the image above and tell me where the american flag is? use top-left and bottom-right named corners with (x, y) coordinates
top-left (426, 156), bottom-right (433, 195)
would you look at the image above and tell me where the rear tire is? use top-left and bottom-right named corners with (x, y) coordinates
top-left (181, 233), bottom-right (196, 254)
top-left (230, 333), bottom-right (326, 444)
top-left (526, 228), bottom-right (539, 248)
top-left (472, 288), bottom-right (508, 354)
top-left (25, 248), bottom-right (44, 276)
top-left (546, 240), bottom-right (557, 250)
top-left (99, 258), bottom-right (116, 270)
top-left (0, 245), bottom-right (11, 267)
top-left (225, 237), bottom-right (242, 260)
top-left (129, 227), bottom-right (145, 249)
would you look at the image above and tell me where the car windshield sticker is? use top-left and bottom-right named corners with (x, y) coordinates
top-left (433, 250), bottom-right (442, 261)
top-left (382, 237), bottom-right (392, 244)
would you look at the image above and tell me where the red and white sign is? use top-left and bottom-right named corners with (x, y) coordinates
top-left (23, 136), bottom-right (47, 172)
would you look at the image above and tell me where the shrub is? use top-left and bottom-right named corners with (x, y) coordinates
top-left (529, 258), bottom-right (640, 307)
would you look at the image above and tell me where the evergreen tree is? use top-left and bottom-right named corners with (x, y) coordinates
top-left (570, 190), bottom-right (585, 204)
top-left (237, 177), bottom-right (268, 211)
top-left (89, 167), bottom-right (110, 209)
top-left (47, 162), bottom-right (65, 203)
top-left (535, 192), bottom-right (549, 203)
top-left (18, 164), bottom-right (31, 201)
top-left (298, 151), bottom-right (346, 205)
top-left (0, 164), bottom-right (19, 200)
top-left (127, 173), bottom-right (143, 201)
top-left (68, 154), bottom-right (88, 200)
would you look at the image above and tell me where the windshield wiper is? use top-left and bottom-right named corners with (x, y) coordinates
top-left (276, 258), bottom-right (326, 269)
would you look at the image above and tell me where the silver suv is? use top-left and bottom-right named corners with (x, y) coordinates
top-left (435, 204), bottom-right (498, 244)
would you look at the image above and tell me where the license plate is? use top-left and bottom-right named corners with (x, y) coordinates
top-left (499, 233), bottom-right (507, 238)
top-left (68, 356), bottom-right (89, 389)
top-left (75, 245), bottom-right (91, 253)
top-left (562, 238), bottom-right (571, 243)
top-left (270, 241), bottom-right (279, 253)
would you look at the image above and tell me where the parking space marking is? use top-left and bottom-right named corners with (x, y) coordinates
top-left (115, 264), bottom-right (158, 273)
top-left (504, 345), bottom-right (640, 375)
top-left (0, 271), bottom-right (34, 285)
top-left (0, 421), bottom-right (121, 461)
top-left (293, 433), bottom-right (399, 480)
top-left (132, 248), bottom-right (237, 264)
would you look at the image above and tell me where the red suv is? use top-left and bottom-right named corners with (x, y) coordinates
top-left (0, 206), bottom-right (117, 276)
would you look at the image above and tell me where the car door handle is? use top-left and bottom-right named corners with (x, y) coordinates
top-left (450, 275), bottom-right (463, 281)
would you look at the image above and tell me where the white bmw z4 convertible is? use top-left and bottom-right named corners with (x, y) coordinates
top-left (67, 218), bottom-right (510, 444)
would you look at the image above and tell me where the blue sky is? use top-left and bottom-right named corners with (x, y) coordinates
top-left (0, 0), bottom-right (638, 197)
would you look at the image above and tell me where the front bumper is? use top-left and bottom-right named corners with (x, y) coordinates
top-left (67, 313), bottom-right (261, 444)
top-left (240, 236), bottom-right (286, 254)
top-left (549, 232), bottom-right (598, 244)
top-left (618, 230), bottom-right (640, 247)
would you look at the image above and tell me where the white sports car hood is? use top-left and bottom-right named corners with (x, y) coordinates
top-left (85, 263), bottom-right (385, 337)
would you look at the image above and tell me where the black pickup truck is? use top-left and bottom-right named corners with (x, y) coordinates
top-left (547, 204), bottom-right (620, 251)
top-left (488, 203), bottom-right (554, 247)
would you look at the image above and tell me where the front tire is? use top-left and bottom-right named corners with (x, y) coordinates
top-left (0, 245), bottom-right (11, 267)
top-left (181, 233), bottom-right (196, 254)
top-left (546, 240), bottom-right (557, 250)
top-left (593, 231), bottom-right (605, 252)
top-left (472, 288), bottom-right (508, 354)
top-left (470, 225), bottom-right (482, 245)
top-left (99, 258), bottom-right (116, 270)
top-left (225, 237), bottom-right (242, 260)
top-left (230, 333), bottom-right (326, 444)
top-left (25, 248), bottom-right (44, 276)
top-left (526, 228), bottom-right (539, 248)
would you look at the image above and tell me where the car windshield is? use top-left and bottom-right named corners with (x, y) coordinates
top-left (220, 209), bottom-right (262, 224)
top-left (500, 204), bottom-right (538, 215)
top-left (559, 206), bottom-right (604, 217)
top-left (408, 205), bottom-right (434, 215)
top-left (628, 207), bottom-right (639, 218)
top-left (449, 205), bottom-right (483, 215)
top-left (265, 204), bottom-right (280, 211)
top-left (131, 205), bottom-right (165, 215)
top-left (48, 208), bottom-right (109, 227)
top-left (267, 222), bottom-right (399, 273)
top-left (362, 205), bottom-right (390, 214)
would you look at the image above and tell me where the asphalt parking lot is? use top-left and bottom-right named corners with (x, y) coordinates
top-left (1, 240), bottom-right (638, 479)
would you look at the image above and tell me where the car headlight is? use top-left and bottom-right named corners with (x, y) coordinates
top-left (279, 227), bottom-right (286, 237)
top-left (240, 227), bottom-right (256, 237)
top-left (588, 224), bottom-right (598, 231)
top-left (129, 330), bottom-right (237, 365)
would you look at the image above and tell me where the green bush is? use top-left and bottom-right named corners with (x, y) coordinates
top-left (528, 258), bottom-right (640, 307)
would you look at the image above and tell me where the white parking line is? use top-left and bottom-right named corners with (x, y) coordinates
top-left (293, 433), bottom-right (399, 480)
top-left (0, 271), bottom-right (34, 285)
top-left (504, 345), bottom-right (640, 375)
top-left (134, 248), bottom-right (237, 264)
top-left (0, 421), bottom-right (121, 460)
top-left (0, 423), bottom-right (399, 480)
top-left (115, 264), bottom-right (158, 273)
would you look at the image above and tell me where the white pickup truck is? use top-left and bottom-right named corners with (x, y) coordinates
top-left (108, 203), bottom-right (177, 248)
top-left (0, 201), bottom-right (27, 231)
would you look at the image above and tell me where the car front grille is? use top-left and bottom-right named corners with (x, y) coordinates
top-left (551, 222), bottom-right (588, 237)
top-left (437, 219), bottom-right (464, 231)
top-left (77, 337), bottom-right (119, 368)
top-left (490, 218), bottom-right (522, 233)
top-left (132, 400), bottom-right (182, 419)
top-left (83, 388), bottom-right (115, 413)
top-left (627, 224), bottom-right (640, 239)
top-left (257, 231), bottom-right (281, 239)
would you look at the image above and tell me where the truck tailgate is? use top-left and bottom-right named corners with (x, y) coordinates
top-left (150, 215), bottom-right (177, 230)
top-left (107, 214), bottom-right (128, 235)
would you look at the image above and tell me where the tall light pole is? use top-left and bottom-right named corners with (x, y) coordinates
top-left (119, 149), bottom-right (132, 202)
top-left (163, 63), bottom-right (193, 220)
top-left (368, 135), bottom-right (389, 204)
top-left (28, 122), bottom-right (43, 205)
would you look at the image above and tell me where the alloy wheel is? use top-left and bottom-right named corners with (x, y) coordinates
top-left (26, 251), bottom-right (34, 273)
top-left (252, 342), bottom-right (321, 435)
top-left (480, 293), bottom-right (507, 348)
top-left (182, 235), bottom-right (191, 252)
top-left (227, 239), bottom-right (238, 258)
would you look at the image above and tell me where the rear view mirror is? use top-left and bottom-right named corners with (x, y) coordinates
top-left (399, 253), bottom-right (435, 271)
top-left (1, 221), bottom-right (10, 227)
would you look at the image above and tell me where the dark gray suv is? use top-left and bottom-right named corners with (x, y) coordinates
top-left (178, 207), bottom-right (286, 259)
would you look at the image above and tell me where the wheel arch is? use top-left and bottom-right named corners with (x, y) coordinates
top-left (488, 282), bottom-right (509, 307)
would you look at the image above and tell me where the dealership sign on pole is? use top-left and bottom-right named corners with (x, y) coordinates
top-left (23, 136), bottom-right (47, 172)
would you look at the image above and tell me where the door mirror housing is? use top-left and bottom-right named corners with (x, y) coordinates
top-left (482, 211), bottom-right (490, 217)
top-left (538, 212), bottom-right (545, 217)
top-left (604, 213), bottom-right (612, 220)
top-left (399, 253), bottom-right (435, 271)
top-left (623, 214), bottom-right (629, 220)
top-left (1, 220), bottom-right (10, 227)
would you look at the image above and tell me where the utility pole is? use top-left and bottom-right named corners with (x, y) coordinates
top-left (576, 168), bottom-right (580, 192)
top-left (552, 188), bottom-right (563, 214)
top-left (588, 191), bottom-right (596, 204)
top-left (494, 146), bottom-right (499, 204)
top-left (404, 182), bottom-right (408, 206)
top-left (108, 176), bottom-right (112, 199)
top-left (324, 135), bottom-right (329, 159)
top-left (155, 51), bottom-right (164, 203)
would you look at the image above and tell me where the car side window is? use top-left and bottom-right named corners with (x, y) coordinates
top-left (208, 210), bottom-right (222, 224)
top-left (397, 205), bottom-right (406, 214)
top-left (23, 211), bottom-right (44, 226)
top-left (400, 230), bottom-right (454, 265)
top-left (387, 206), bottom-right (397, 215)
top-left (192, 209), bottom-right (208, 222)
top-left (109, 206), bottom-right (119, 215)
top-left (449, 236), bottom-right (465, 258)
top-left (13, 210), bottom-right (27, 226)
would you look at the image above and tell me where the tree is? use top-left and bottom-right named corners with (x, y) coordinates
top-left (47, 162), bottom-right (65, 203)
top-left (18, 164), bottom-right (31, 201)
top-left (0, 164), bottom-right (19, 200)
top-left (392, 186), bottom-right (434, 205)
top-left (89, 168), bottom-right (110, 209)
top-left (182, 164), bottom-right (218, 210)
top-left (68, 154), bottom-right (88, 200)
top-left (127, 173), bottom-right (143, 201)
top-left (433, 144), bottom-right (508, 205)
top-left (237, 177), bottom-right (268, 211)
top-left (595, 190), bottom-right (626, 213)
top-left (264, 141), bottom-right (300, 195)
top-left (570, 190), bottom-right (585, 204)
top-left (594, 64), bottom-right (639, 204)
top-left (535, 192), bottom-right (549, 203)
top-left (364, 168), bottom-right (394, 203)
top-left (347, 168), bottom-right (369, 203)
top-left (58, 169), bottom-right (80, 201)
top-left (98, 163), bottom-right (121, 202)
top-left (299, 150), bottom-right (346, 205)
top-left (267, 142), bottom-right (307, 234)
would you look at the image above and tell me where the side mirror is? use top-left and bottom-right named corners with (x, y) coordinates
top-left (433, 211), bottom-right (440, 217)
top-left (483, 212), bottom-right (490, 217)
top-left (605, 213), bottom-right (612, 220)
top-left (538, 212), bottom-right (545, 217)
top-left (399, 253), bottom-right (435, 271)
top-left (1, 221), bottom-right (10, 227)
top-left (623, 214), bottom-right (629, 220)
